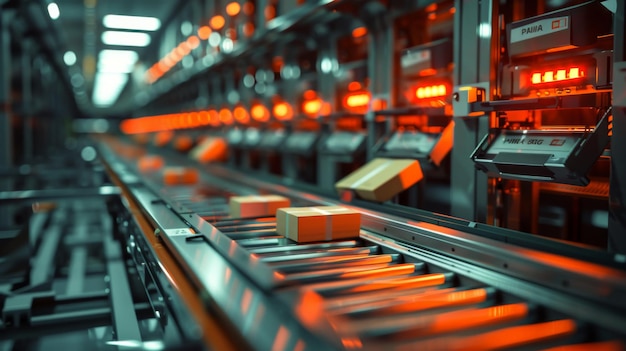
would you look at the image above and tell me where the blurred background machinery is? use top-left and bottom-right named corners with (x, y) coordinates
top-left (1, 0), bottom-right (626, 350)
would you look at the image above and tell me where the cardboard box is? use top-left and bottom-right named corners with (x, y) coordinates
top-left (276, 206), bottom-right (361, 243)
top-left (163, 167), bottom-right (199, 185)
top-left (229, 195), bottom-right (291, 218)
top-left (335, 158), bottom-right (423, 202)
top-left (137, 155), bottom-right (164, 173)
top-left (189, 137), bottom-right (228, 163)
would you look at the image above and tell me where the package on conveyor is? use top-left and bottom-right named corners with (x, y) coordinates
top-left (163, 167), bottom-right (199, 185)
top-left (276, 206), bottom-right (361, 243)
top-left (189, 137), bottom-right (228, 163)
top-left (229, 194), bottom-right (291, 218)
top-left (335, 158), bottom-right (423, 202)
top-left (137, 155), bottom-right (164, 172)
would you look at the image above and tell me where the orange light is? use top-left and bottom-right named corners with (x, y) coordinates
top-left (414, 83), bottom-right (448, 99)
top-left (208, 109), bottom-right (220, 126)
top-left (273, 102), bottom-right (293, 121)
top-left (226, 2), bottom-right (241, 16)
top-left (243, 2), bottom-right (255, 15)
top-left (210, 15), bottom-right (225, 30)
top-left (265, 5), bottom-right (276, 20)
top-left (531, 67), bottom-right (585, 85)
top-left (219, 108), bottom-right (233, 124)
top-left (243, 22), bottom-right (255, 37)
top-left (302, 98), bottom-right (322, 116)
top-left (198, 26), bottom-right (212, 40)
top-left (187, 35), bottom-right (200, 49)
top-left (344, 92), bottom-right (371, 109)
top-left (419, 68), bottom-right (437, 76)
top-left (303, 90), bottom-right (316, 100)
top-left (233, 106), bottom-right (250, 124)
top-left (347, 81), bottom-right (362, 91)
top-left (251, 104), bottom-right (270, 122)
top-left (352, 26), bottom-right (367, 38)
top-left (198, 111), bottom-right (210, 125)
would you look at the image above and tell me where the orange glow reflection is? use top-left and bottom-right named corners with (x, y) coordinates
top-left (352, 26), bottom-right (367, 38)
top-left (226, 2), bottom-right (241, 16)
top-left (351, 273), bottom-right (446, 293)
top-left (210, 15), bottom-right (225, 30)
top-left (427, 303), bottom-right (528, 335)
top-left (251, 104), bottom-right (270, 122)
top-left (273, 102), bottom-right (293, 121)
top-left (219, 108), bottom-right (234, 124)
top-left (233, 106), bottom-right (250, 124)
top-left (198, 26), bottom-right (212, 40)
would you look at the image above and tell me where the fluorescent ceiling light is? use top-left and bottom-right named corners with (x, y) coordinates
top-left (92, 72), bottom-right (129, 107)
top-left (47, 2), bottom-right (60, 20)
top-left (97, 49), bottom-right (138, 73)
top-left (103, 15), bottom-right (161, 31)
top-left (63, 51), bottom-right (76, 65)
top-left (102, 31), bottom-right (151, 47)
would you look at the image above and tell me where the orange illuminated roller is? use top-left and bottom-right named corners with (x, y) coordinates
top-left (137, 155), bottom-right (164, 173)
top-left (334, 302), bottom-right (530, 341)
top-left (394, 319), bottom-right (578, 351)
top-left (250, 103), bottom-right (270, 122)
top-left (163, 167), bottom-right (200, 185)
top-left (329, 287), bottom-right (493, 316)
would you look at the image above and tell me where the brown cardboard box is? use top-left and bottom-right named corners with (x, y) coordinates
top-left (137, 155), bottom-right (164, 172)
top-left (276, 206), bottom-right (361, 243)
top-left (163, 167), bottom-right (199, 185)
top-left (189, 137), bottom-right (227, 163)
top-left (229, 195), bottom-right (291, 218)
top-left (335, 158), bottom-right (423, 202)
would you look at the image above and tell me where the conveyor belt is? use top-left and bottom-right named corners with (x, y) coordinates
top-left (99, 139), bottom-right (626, 351)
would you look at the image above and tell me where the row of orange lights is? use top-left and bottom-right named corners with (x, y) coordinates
top-left (530, 67), bottom-right (584, 85)
top-left (145, 2), bottom-right (254, 84)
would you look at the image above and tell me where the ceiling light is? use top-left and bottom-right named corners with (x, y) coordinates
top-left (98, 50), bottom-right (139, 73)
top-left (92, 72), bottom-right (129, 107)
top-left (63, 51), bottom-right (76, 65)
top-left (103, 15), bottom-right (161, 31)
top-left (102, 31), bottom-right (151, 47)
top-left (47, 2), bottom-right (60, 20)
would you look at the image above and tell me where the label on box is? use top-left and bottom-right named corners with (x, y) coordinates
top-left (510, 16), bottom-right (569, 43)
top-left (165, 228), bottom-right (195, 236)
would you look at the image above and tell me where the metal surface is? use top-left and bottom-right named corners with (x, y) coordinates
top-left (98, 139), bottom-right (626, 350)
top-left (610, 0), bottom-right (626, 253)
top-left (450, 0), bottom-right (493, 222)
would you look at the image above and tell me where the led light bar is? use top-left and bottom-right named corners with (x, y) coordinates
top-left (102, 31), bottom-right (151, 47)
top-left (103, 15), bottom-right (161, 31)
top-left (343, 92), bottom-right (370, 108)
top-left (416, 84), bottom-right (447, 99)
top-left (530, 67), bottom-right (584, 85)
